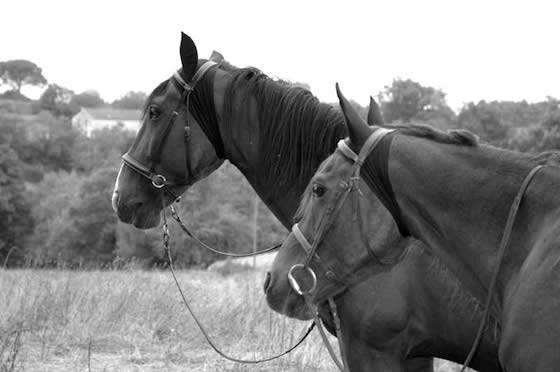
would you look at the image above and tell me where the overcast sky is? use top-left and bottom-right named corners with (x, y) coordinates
top-left (2, 0), bottom-right (559, 110)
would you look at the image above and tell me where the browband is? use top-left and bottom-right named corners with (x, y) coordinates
top-left (172, 61), bottom-right (217, 91)
top-left (337, 127), bottom-right (395, 165)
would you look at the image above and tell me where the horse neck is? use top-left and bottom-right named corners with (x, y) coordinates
top-left (215, 68), bottom-right (346, 228)
top-left (388, 135), bottom-right (559, 307)
top-left (403, 244), bottom-right (501, 371)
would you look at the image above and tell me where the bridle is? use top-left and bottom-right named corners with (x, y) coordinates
top-left (119, 61), bottom-right (313, 365)
top-left (287, 127), bottom-right (395, 372)
top-left (121, 61), bottom-right (279, 258)
top-left (122, 61), bottom-right (218, 190)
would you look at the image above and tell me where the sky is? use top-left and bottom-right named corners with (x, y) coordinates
top-left (2, 0), bottom-right (559, 111)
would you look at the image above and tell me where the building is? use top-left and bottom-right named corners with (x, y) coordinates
top-left (71, 107), bottom-right (142, 136)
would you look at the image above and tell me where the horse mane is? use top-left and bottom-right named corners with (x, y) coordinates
top-left (222, 68), bottom-right (347, 196)
top-left (388, 123), bottom-right (479, 147)
top-left (531, 150), bottom-right (560, 166)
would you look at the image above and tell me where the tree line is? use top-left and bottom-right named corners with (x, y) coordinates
top-left (1, 59), bottom-right (559, 268)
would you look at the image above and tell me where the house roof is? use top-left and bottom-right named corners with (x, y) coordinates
top-left (81, 107), bottom-right (142, 121)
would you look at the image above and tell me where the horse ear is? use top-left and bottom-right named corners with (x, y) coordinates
top-left (209, 50), bottom-right (224, 63)
top-left (179, 32), bottom-right (198, 82)
top-left (367, 96), bottom-right (384, 126)
top-left (336, 83), bottom-right (371, 147)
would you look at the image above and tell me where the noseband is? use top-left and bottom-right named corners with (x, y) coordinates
top-left (121, 61), bottom-right (218, 189)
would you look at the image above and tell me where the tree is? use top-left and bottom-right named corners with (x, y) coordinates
top-left (70, 90), bottom-right (105, 108)
top-left (378, 78), bottom-right (455, 126)
top-left (28, 111), bottom-right (81, 171)
top-left (112, 91), bottom-right (147, 110)
top-left (0, 145), bottom-right (33, 266)
top-left (0, 59), bottom-right (47, 95)
top-left (537, 113), bottom-right (560, 151)
top-left (72, 125), bottom-right (135, 172)
top-left (510, 112), bottom-right (560, 153)
top-left (64, 166), bottom-right (119, 264)
top-left (38, 83), bottom-right (79, 117)
top-left (457, 101), bottom-right (509, 144)
top-left (27, 171), bottom-right (83, 265)
top-left (0, 112), bottom-right (44, 181)
top-left (34, 166), bottom-right (118, 266)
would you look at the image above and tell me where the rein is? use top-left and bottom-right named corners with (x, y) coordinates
top-left (169, 203), bottom-right (281, 257)
top-left (460, 164), bottom-right (547, 372)
top-left (160, 203), bottom-right (315, 364)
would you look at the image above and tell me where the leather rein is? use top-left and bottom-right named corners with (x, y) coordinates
top-left (120, 62), bottom-right (313, 364)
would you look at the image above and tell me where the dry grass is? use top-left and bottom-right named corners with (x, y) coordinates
top-left (0, 267), bottom-right (466, 371)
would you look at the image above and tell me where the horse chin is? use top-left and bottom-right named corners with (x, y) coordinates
top-left (283, 299), bottom-right (313, 321)
top-left (131, 208), bottom-right (162, 229)
top-left (266, 290), bottom-right (312, 321)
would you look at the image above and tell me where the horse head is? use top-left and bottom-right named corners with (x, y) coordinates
top-left (112, 33), bottom-right (225, 228)
top-left (265, 88), bottom-right (406, 319)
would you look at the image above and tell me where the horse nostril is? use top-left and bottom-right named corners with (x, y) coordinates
top-left (263, 272), bottom-right (272, 294)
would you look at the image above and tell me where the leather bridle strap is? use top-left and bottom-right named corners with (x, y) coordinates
top-left (304, 294), bottom-right (348, 372)
top-left (460, 164), bottom-right (547, 371)
top-left (122, 89), bottom-right (189, 189)
top-left (287, 127), bottom-right (396, 296)
top-left (169, 203), bottom-right (282, 257)
top-left (173, 61), bottom-right (217, 92)
top-left (159, 206), bottom-right (315, 364)
top-left (301, 127), bottom-right (395, 269)
top-left (292, 223), bottom-right (313, 253)
top-left (122, 60), bottom-right (217, 188)
top-left (122, 152), bottom-right (169, 188)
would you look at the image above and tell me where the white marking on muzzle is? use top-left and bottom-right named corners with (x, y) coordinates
top-left (111, 164), bottom-right (124, 213)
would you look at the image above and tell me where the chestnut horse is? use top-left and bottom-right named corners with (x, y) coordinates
top-left (111, 32), bottom-right (498, 371)
top-left (285, 84), bottom-right (560, 371)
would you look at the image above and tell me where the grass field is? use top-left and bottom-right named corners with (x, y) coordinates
top-left (0, 266), bottom-right (467, 371)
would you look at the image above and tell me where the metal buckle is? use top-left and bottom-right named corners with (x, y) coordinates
top-left (151, 174), bottom-right (167, 188)
top-left (288, 264), bottom-right (317, 296)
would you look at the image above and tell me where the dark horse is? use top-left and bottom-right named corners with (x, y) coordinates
top-left (112, 33), bottom-right (497, 371)
top-left (285, 84), bottom-right (560, 371)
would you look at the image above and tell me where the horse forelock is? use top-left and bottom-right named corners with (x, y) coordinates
top-left (222, 68), bottom-right (347, 197)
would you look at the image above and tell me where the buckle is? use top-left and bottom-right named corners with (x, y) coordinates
top-left (151, 174), bottom-right (167, 188)
top-left (288, 264), bottom-right (317, 296)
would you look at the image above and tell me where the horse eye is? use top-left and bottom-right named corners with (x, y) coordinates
top-left (312, 184), bottom-right (326, 197)
top-left (148, 105), bottom-right (160, 120)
